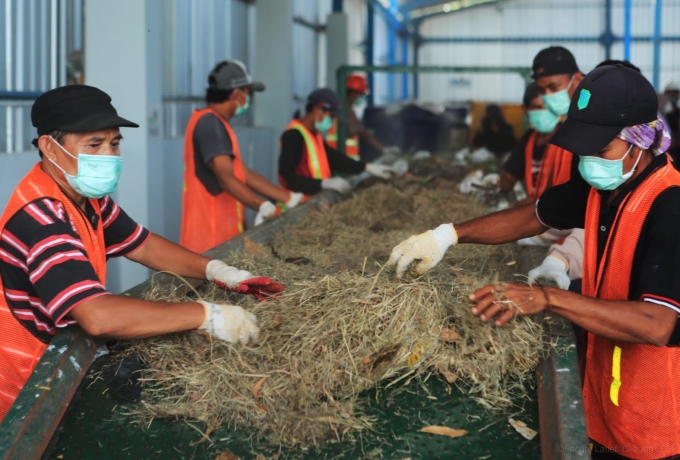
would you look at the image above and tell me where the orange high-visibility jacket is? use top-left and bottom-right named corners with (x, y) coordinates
top-left (278, 120), bottom-right (332, 191)
top-left (582, 158), bottom-right (680, 459)
top-left (325, 119), bottom-right (360, 161)
top-left (0, 163), bottom-right (106, 421)
top-left (524, 131), bottom-right (573, 200)
top-left (180, 109), bottom-right (247, 254)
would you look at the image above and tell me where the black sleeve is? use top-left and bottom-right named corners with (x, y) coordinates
top-left (535, 171), bottom-right (590, 230)
top-left (278, 129), bottom-right (323, 195)
top-left (192, 114), bottom-right (234, 165)
top-left (631, 188), bottom-right (680, 347)
top-left (324, 142), bottom-right (366, 175)
top-left (503, 130), bottom-right (532, 180)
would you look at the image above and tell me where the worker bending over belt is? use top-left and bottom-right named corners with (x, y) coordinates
top-left (0, 86), bottom-right (283, 422)
top-left (389, 65), bottom-right (680, 460)
top-left (181, 60), bottom-right (303, 254)
top-left (325, 74), bottom-right (399, 160)
top-left (278, 88), bottom-right (394, 196)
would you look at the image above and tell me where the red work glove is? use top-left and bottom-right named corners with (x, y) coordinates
top-left (206, 260), bottom-right (285, 301)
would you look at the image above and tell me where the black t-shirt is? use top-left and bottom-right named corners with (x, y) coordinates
top-left (536, 154), bottom-right (680, 315)
top-left (192, 113), bottom-right (235, 196)
top-left (278, 128), bottom-right (366, 195)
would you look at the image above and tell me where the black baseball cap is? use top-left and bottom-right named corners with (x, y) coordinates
top-left (549, 65), bottom-right (658, 156)
top-left (532, 46), bottom-right (580, 79)
top-left (208, 60), bottom-right (265, 92)
top-left (31, 85), bottom-right (138, 141)
top-left (307, 88), bottom-right (346, 122)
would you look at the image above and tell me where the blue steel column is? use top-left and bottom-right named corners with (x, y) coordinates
top-left (366, 2), bottom-right (375, 106)
top-left (652, 0), bottom-right (662, 90)
top-left (602, 0), bottom-right (614, 60)
top-left (623, 0), bottom-right (632, 60)
top-left (413, 22), bottom-right (420, 99)
top-left (401, 34), bottom-right (409, 99)
top-left (387, 0), bottom-right (398, 102)
top-left (332, 0), bottom-right (343, 13)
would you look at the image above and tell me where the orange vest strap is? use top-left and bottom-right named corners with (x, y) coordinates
top-left (180, 108), bottom-right (247, 254)
top-left (286, 119), bottom-right (332, 179)
top-left (581, 157), bottom-right (680, 456)
top-left (325, 119), bottom-right (360, 160)
top-left (524, 131), bottom-right (573, 199)
top-left (0, 162), bottom-right (106, 421)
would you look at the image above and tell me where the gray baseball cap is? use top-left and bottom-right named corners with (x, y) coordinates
top-left (208, 60), bottom-right (266, 92)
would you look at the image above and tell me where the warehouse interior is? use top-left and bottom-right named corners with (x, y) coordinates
top-left (0, 0), bottom-right (680, 460)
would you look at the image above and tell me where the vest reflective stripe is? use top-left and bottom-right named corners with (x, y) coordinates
top-left (524, 130), bottom-right (573, 200)
top-left (326, 119), bottom-right (360, 161)
top-left (582, 157), bottom-right (680, 458)
top-left (0, 163), bottom-right (107, 422)
top-left (610, 346), bottom-right (622, 406)
top-left (180, 108), bottom-right (246, 254)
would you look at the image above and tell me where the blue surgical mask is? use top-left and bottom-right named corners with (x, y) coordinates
top-left (540, 76), bottom-right (574, 117)
top-left (235, 94), bottom-right (250, 117)
top-left (528, 109), bottom-right (560, 133)
top-left (578, 144), bottom-right (642, 190)
top-left (353, 96), bottom-right (366, 108)
top-left (49, 136), bottom-right (124, 198)
top-left (315, 115), bottom-right (334, 134)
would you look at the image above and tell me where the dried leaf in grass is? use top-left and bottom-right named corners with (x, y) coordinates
top-left (508, 418), bottom-right (538, 440)
top-left (215, 452), bottom-right (238, 460)
top-left (251, 376), bottom-right (268, 399)
top-left (440, 328), bottom-right (462, 343)
top-left (420, 426), bottom-right (468, 438)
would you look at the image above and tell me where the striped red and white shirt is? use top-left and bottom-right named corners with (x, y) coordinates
top-left (0, 195), bottom-right (150, 343)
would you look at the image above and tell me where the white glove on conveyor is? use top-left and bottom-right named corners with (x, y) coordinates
top-left (255, 201), bottom-right (279, 226)
top-left (286, 192), bottom-right (304, 208)
top-left (517, 235), bottom-right (551, 247)
top-left (198, 300), bottom-right (259, 345)
top-left (365, 163), bottom-right (397, 180)
top-left (321, 177), bottom-right (352, 194)
top-left (206, 260), bottom-right (285, 300)
top-left (528, 255), bottom-right (571, 290)
top-left (387, 223), bottom-right (458, 278)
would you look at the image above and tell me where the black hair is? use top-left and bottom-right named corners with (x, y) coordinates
top-left (523, 82), bottom-right (540, 107)
top-left (596, 59), bottom-right (641, 74)
top-left (205, 88), bottom-right (235, 104)
top-left (36, 129), bottom-right (69, 158)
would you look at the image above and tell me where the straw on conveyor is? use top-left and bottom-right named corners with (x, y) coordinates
top-left (120, 174), bottom-right (548, 446)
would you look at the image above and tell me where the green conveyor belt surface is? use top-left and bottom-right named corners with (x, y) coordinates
top-left (43, 356), bottom-right (540, 460)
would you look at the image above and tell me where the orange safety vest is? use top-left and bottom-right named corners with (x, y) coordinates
top-left (180, 108), bottom-right (247, 254)
top-left (582, 158), bottom-right (680, 459)
top-left (0, 163), bottom-right (106, 422)
top-left (278, 119), bottom-right (332, 191)
top-left (525, 131), bottom-right (573, 200)
top-left (326, 118), bottom-right (360, 161)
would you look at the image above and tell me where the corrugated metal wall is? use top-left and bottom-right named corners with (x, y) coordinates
top-left (416, 0), bottom-right (680, 104)
top-left (0, 0), bottom-right (83, 153)
top-left (162, 0), bottom-right (255, 138)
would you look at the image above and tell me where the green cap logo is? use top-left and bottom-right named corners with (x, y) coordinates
top-left (577, 89), bottom-right (591, 110)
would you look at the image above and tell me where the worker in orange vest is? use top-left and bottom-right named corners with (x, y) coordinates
top-left (0, 85), bottom-right (284, 422)
top-left (180, 60), bottom-right (304, 254)
top-left (278, 88), bottom-right (395, 196)
top-left (389, 66), bottom-right (680, 459)
top-left (500, 82), bottom-right (575, 204)
top-left (325, 74), bottom-right (400, 161)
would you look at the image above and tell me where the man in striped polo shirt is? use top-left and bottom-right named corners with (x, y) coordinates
top-left (0, 85), bottom-right (283, 421)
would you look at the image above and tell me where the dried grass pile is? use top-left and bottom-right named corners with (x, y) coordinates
top-left (125, 180), bottom-right (547, 446)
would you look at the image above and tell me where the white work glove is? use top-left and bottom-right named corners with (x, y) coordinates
top-left (321, 177), bottom-right (351, 194)
top-left (383, 145), bottom-right (401, 155)
top-left (198, 300), bottom-right (259, 345)
top-left (286, 192), bottom-right (304, 209)
top-left (365, 163), bottom-right (396, 180)
top-left (458, 170), bottom-right (484, 194)
top-left (387, 223), bottom-right (458, 278)
top-left (517, 235), bottom-right (551, 247)
top-left (528, 255), bottom-right (570, 290)
top-left (255, 201), bottom-right (278, 226)
top-left (206, 260), bottom-right (285, 300)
